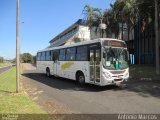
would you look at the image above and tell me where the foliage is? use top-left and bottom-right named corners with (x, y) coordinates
top-left (12, 58), bottom-right (16, 64)
top-left (83, 5), bottom-right (100, 29)
top-left (0, 57), bottom-right (4, 63)
top-left (83, 5), bottom-right (106, 38)
top-left (21, 53), bottom-right (33, 63)
top-left (33, 56), bottom-right (36, 64)
top-left (83, 0), bottom-right (160, 39)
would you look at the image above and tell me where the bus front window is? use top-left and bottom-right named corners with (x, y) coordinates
top-left (103, 47), bottom-right (129, 70)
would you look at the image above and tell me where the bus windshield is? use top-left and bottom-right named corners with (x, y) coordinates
top-left (102, 47), bottom-right (129, 70)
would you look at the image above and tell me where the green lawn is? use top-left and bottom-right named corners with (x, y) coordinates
top-left (0, 62), bottom-right (10, 68)
top-left (0, 61), bottom-right (12, 68)
top-left (0, 67), bottom-right (52, 120)
top-left (130, 65), bottom-right (160, 80)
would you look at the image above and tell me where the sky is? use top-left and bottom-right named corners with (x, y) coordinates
top-left (0, 0), bottom-right (113, 59)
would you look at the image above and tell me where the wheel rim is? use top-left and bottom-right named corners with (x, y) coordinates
top-left (79, 75), bottom-right (84, 83)
top-left (46, 70), bottom-right (50, 76)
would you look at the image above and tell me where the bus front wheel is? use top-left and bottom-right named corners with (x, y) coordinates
top-left (76, 72), bottom-right (85, 85)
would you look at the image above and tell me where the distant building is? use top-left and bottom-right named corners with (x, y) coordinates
top-left (48, 19), bottom-right (130, 48)
top-left (49, 19), bottom-right (90, 47)
top-left (134, 21), bottom-right (158, 65)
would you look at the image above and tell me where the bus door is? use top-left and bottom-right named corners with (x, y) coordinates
top-left (52, 50), bottom-right (59, 76)
top-left (89, 46), bottom-right (101, 83)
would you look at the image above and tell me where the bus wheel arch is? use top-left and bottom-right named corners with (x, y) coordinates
top-left (76, 71), bottom-right (85, 85)
top-left (46, 67), bottom-right (51, 77)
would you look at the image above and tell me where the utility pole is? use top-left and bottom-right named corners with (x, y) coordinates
top-left (155, 0), bottom-right (159, 75)
top-left (16, 0), bottom-right (20, 92)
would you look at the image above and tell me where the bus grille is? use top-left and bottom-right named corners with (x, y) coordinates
top-left (114, 79), bottom-right (123, 81)
top-left (110, 70), bottom-right (125, 74)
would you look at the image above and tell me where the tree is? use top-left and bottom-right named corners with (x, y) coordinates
top-left (0, 57), bottom-right (4, 63)
top-left (21, 53), bottom-right (33, 63)
top-left (33, 56), bottom-right (36, 64)
top-left (136, 0), bottom-right (154, 31)
top-left (104, 0), bottom-right (125, 39)
top-left (12, 58), bottom-right (16, 64)
top-left (94, 8), bottom-right (105, 38)
top-left (83, 5), bottom-right (102, 39)
top-left (103, 8), bottom-right (119, 38)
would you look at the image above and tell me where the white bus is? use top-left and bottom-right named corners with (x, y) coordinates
top-left (37, 38), bottom-right (129, 86)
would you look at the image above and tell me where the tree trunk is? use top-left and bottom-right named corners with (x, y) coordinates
top-left (122, 22), bottom-right (124, 40)
top-left (127, 13), bottom-right (131, 64)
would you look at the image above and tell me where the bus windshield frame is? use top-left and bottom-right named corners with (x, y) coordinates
top-left (102, 44), bottom-right (129, 70)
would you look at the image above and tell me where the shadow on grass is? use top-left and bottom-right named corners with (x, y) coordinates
top-left (129, 65), bottom-right (160, 80)
top-left (22, 72), bottom-right (160, 98)
top-left (0, 90), bottom-right (19, 97)
top-left (0, 90), bottom-right (14, 95)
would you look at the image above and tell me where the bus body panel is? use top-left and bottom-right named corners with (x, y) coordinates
top-left (36, 38), bottom-right (129, 86)
top-left (56, 61), bottom-right (90, 82)
top-left (37, 61), bottom-right (54, 75)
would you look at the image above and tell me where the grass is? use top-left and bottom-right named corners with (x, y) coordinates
top-left (0, 62), bottom-right (11, 68)
top-left (130, 65), bottom-right (160, 80)
top-left (0, 67), bottom-right (52, 120)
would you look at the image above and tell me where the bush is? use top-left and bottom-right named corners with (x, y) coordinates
top-left (21, 53), bottom-right (33, 63)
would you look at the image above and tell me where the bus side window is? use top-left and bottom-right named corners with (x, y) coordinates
top-left (59, 49), bottom-right (65, 61)
top-left (41, 52), bottom-right (46, 61)
top-left (76, 46), bottom-right (87, 61)
top-left (37, 52), bottom-right (41, 61)
top-left (46, 51), bottom-right (51, 61)
top-left (66, 47), bottom-right (76, 61)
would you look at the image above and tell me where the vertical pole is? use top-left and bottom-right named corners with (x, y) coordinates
top-left (16, 0), bottom-right (20, 92)
top-left (155, 0), bottom-right (160, 74)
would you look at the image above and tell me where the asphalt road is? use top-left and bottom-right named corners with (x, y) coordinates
top-left (0, 66), bottom-right (12, 74)
top-left (22, 65), bottom-right (160, 114)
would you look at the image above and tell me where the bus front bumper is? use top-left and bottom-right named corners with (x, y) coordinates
top-left (101, 75), bottom-right (129, 86)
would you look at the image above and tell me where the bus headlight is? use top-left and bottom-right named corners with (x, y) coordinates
top-left (103, 72), bottom-right (112, 78)
top-left (124, 72), bottom-right (129, 78)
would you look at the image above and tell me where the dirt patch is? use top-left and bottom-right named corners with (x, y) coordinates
top-left (21, 63), bottom-right (36, 71)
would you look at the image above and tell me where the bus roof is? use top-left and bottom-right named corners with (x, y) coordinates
top-left (37, 38), bottom-right (125, 53)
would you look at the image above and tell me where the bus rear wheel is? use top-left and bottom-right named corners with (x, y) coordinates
top-left (77, 72), bottom-right (85, 85)
top-left (46, 68), bottom-right (51, 77)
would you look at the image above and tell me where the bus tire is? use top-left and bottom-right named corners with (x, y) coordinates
top-left (46, 68), bottom-right (51, 77)
top-left (76, 72), bottom-right (85, 85)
